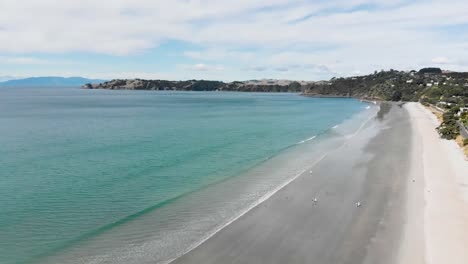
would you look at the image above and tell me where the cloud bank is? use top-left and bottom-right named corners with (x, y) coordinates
top-left (1, 0), bottom-right (467, 80)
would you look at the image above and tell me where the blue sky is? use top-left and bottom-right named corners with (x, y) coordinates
top-left (0, 0), bottom-right (468, 81)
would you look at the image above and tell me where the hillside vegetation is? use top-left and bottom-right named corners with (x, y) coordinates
top-left (83, 68), bottom-right (468, 103)
top-left (303, 68), bottom-right (468, 101)
top-left (82, 79), bottom-right (305, 93)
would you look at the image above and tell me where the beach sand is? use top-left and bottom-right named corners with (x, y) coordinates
top-left (172, 103), bottom-right (411, 264)
top-left (171, 102), bottom-right (468, 264)
top-left (402, 103), bottom-right (468, 264)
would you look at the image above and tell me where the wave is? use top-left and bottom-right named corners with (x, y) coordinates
top-left (298, 135), bottom-right (316, 144)
top-left (299, 122), bottom-right (347, 144)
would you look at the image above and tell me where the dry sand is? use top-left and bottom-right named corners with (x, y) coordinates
top-left (402, 103), bottom-right (468, 264)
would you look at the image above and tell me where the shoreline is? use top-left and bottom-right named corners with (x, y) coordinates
top-left (31, 100), bottom-right (468, 264)
top-left (172, 102), bottom-right (468, 264)
top-left (165, 104), bottom-right (379, 264)
top-left (172, 102), bottom-right (412, 264)
top-left (33, 96), bottom-right (375, 264)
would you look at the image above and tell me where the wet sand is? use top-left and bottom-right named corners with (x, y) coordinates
top-left (172, 102), bottom-right (413, 264)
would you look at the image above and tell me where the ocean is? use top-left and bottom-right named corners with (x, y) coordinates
top-left (0, 87), bottom-right (374, 264)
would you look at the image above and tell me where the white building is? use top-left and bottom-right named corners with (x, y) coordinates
top-left (457, 107), bottom-right (468, 117)
top-left (438, 102), bottom-right (453, 107)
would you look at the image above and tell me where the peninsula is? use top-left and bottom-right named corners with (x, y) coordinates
top-left (83, 68), bottom-right (468, 101)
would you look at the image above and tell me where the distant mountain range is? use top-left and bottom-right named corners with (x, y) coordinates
top-left (0, 77), bottom-right (107, 87)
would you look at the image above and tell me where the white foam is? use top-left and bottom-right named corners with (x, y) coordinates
top-left (332, 125), bottom-right (339, 129)
top-left (298, 135), bottom-right (316, 144)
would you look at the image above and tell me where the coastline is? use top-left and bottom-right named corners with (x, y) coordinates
top-left (172, 103), bottom-right (413, 264)
top-left (402, 103), bottom-right (468, 264)
top-left (16, 98), bottom-right (467, 264)
top-left (172, 102), bottom-right (468, 264)
top-left (28, 95), bottom-right (373, 264)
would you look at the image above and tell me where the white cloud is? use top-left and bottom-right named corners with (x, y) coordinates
top-left (0, 56), bottom-right (51, 65)
top-left (183, 49), bottom-right (255, 62)
top-left (2, 0), bottom-right (467, 55)
top-left (87, 71), bottom-right (178, 80)
top-left (179, 63), bottom-right (225, 72)
top-left (431, 57), bottom-right (451, 64)
top-left (1, 0), bottom-right (468, 78)
top-left (243, 66), bottom-right (268, 72)
top-left (275, 67), bottom-right (289, 72)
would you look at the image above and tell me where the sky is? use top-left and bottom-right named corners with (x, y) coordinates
top-left (0, 0), bottom-right (468, 81)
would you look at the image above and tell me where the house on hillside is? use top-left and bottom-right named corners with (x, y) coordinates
top-left (458, 107), bottom-right (468, 117)
top-left (437, 102), bottom-right (453, 108)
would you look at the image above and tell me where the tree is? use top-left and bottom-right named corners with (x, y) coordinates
top-left (419, 67), bottom-right (442, 74)
top-left (437, 106), bottom-right (460, 139)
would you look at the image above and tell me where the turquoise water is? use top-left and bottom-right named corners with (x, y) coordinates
top-left (0, 88), bottom-right (368, 264)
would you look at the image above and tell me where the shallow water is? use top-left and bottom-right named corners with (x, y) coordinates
top-left (0, 88), bottom-right (371, 264)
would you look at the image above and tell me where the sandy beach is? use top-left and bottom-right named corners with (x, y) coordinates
top-left (171, 102), bottom-right (468, 264)
top-left (172, 103), bottom-right (410, 264)
top-left (401, 103), bottom-right (468, 264)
